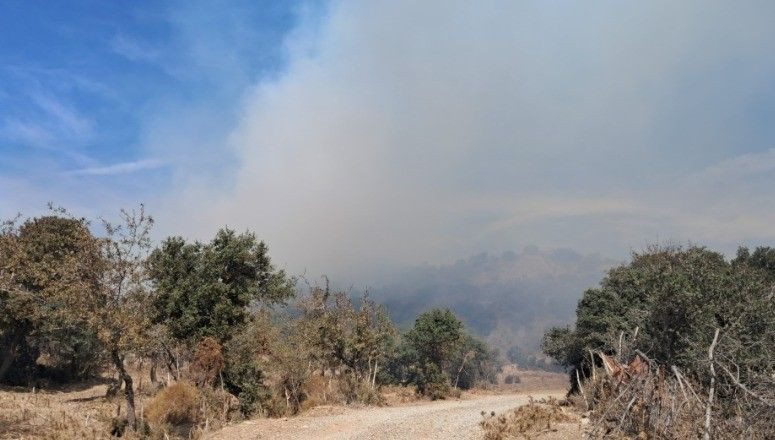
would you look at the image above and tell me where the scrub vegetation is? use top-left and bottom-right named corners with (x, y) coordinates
top-left (0, 206), bottom-right (501, 438)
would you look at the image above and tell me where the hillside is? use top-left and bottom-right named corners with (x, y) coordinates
top-left (370, 247), bottom-right (615, 357)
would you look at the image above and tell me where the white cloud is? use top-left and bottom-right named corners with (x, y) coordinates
top-left (67, 159), bottom-right (167, 176)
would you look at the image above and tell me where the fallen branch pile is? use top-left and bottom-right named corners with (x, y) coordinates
top-left (580, 329), bottom-right (774, 439)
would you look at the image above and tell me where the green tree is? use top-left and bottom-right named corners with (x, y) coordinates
top-left (147, 228), bottom-right (295, 344)
top-left (543, 245), bottom-right (775, 389)
top-left (406, 308), bottom-right (464, 368)
top-left (734, 246), bottom-right (775, 281)
top-left (0, 214), bottom-right (104, 384)
top-left (401, 308), bottom-right (465, 396)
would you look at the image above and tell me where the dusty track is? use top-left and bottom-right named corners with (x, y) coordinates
top-left (208, 391), bottom-right (565, 440)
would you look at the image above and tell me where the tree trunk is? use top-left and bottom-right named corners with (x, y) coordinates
top-left (162, 344), bottom-right (179, 381)
top-left (0, 328), bottom-right (25, 383)
top-left (112, 350), bottom-right (137, 430)
top-left (0, 345), bottom-right (16, 382)
top-left (454, 352), bottom-right (471, 389)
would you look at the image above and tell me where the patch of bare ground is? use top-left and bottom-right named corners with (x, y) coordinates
top-left (494, 365), bottom-right (569, 394)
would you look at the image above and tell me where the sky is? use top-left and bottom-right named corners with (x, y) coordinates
top-left (2, 1), bottom-right (775, 283)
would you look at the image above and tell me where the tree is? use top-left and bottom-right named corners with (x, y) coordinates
top-left (543, 245), bottom-right (775, 389)
top-left (0, 214), bottom-right (104, 384)
top-left (449, 334), bottom-right (500, 389)
top-left (399, 308), bottom-right (465, 396)
top-left (405, 308), bottom-right (464, 369)
top-left (147, 228), bottom-right (295, 345)
top-left (88, 206), bottom-right (154, 431)
top-left (296, 286), bottom-right (396, 394)
top-left (734, 246), bottom-right (775, 281)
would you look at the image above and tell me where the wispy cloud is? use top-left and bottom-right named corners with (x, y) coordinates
top-left (1, 119), bottom-right (54, 147)
top-left (110, 34), bottom-right (162, 64)
top-left (694, 148), bottom-right (775, 181)
top-left (67, 159), bottom-right (166, 176)
top-left (32, 94), bottom-right (94, 139)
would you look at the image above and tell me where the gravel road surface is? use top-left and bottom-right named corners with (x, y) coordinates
top-left (208, 391), bottom-right (565, 440)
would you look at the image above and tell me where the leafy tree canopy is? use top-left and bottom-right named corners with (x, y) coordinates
top-left (405, 308), bottom-right (464, 369)
top-left (147, 228), bottom-right (295, 344)
top-left (543, 245), bottom-right (775, 386)
top-left (0, 214), bottom-right (104, 383)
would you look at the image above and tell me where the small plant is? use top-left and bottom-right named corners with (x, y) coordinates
top-left (480, 398), bottom-right (576, 440)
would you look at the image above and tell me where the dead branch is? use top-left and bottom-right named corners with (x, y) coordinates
top-left (717, 361), bottom-right (774, 407)
top-left (703, 328), bottom-right (720, 440)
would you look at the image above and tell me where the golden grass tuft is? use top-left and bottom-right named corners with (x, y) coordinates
top-left (145, 381), bottom-right (200, 427)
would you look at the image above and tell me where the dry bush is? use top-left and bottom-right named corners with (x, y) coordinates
top-left (189, 337), bottom-right (224, 388)
top-left (578, 338), bottom-right (775, 439)
top-left (145, 380), bottom-right (240, 439)
top-left (480, 397), bottom-right (577, 440)
top-left (146, 382), bottom-right (200, 428)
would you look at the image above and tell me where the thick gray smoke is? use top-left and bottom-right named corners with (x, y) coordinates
top-left (367, 247), bottom-right (616, 355)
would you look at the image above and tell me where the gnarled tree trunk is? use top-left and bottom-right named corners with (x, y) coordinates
top-left (112, 350), bottom-right (137, 430)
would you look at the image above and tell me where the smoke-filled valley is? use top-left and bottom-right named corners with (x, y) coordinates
top-left (368, 248), bottom-right (616, 363)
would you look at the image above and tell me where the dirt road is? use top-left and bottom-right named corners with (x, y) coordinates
top-left (208, 391), bottom-right (565, 440)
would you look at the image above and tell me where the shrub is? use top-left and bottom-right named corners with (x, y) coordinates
top-left (222, 356), bottom-right (270, 416)
top-left (412, 362), bottom-right (450, 400)
top-left (338, 373), bottom-right (383, 405)
top-left (480, 398), bottom-right (576, 440)
top-left (146, 382), bottom-right (200, 427)
top-left (190, 337), bottom-right (224, 387)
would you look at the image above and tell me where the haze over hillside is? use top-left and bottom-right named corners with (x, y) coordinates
top-left (369, 247), bottom-right (617, 355)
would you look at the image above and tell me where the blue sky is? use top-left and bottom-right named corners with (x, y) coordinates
top-left (1, 0), bottom-right (307, 212)
top-left (2, 1), bottom-right (775, 280)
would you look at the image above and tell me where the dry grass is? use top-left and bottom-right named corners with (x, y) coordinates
top-left (480, 397), bottom-right (579, 440)
top-left (0, 365), bottom-right (236, 440)
top-left (146, 382), bottom-right (200, 427)
top-left (0, 381), bottom-right (123, 439)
